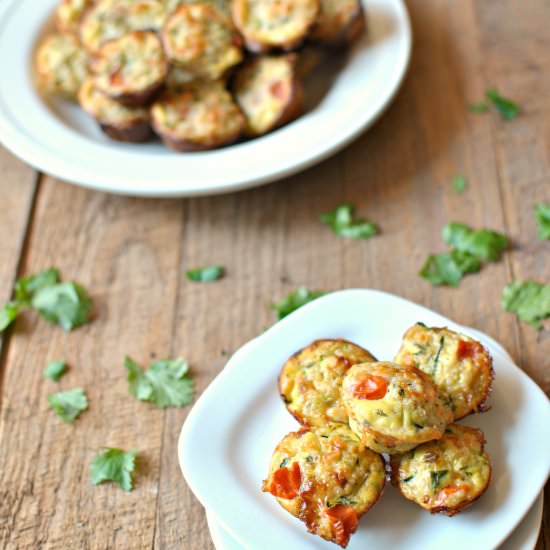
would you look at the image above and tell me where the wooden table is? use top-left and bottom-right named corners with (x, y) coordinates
top-left (0, 1), bottom-right (548, 548)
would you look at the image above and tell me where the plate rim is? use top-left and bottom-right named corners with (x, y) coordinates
top-left (0, 0), bottom-right (412, 197)
top-left (178, 288), bottom-right (550, 550)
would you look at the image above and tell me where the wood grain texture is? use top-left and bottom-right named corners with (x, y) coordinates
top-left (0, 0), bottom-right (549, 548)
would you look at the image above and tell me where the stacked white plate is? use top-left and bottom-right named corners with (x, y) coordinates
top-left (179, 290), bottom-right (549, 550)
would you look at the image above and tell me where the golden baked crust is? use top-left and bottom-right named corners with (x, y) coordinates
top-left (394, 323), bottom-right (494, 420)
top-left (162, 4), bottom-right (242, 80)
top-left (78, 77), bottom-right (152, 142)
top-left (91, 31), bottom-right (168, 106)
top-left (278, 339), bottom-right (376, 426)
top-left (151, 81), bottom-right (245, 151)
top-left (262, 423), bottom-right (385, 547)
top-left (232, 0), bottom-right (320, 52)
top-left (233, 54), bottom-right (304, 136)
top-left (342, 361), bottom-right (454, 454)
top-left (390, 423), bottom-right (491, 516)
top-left (36, 33), bottom-right (89, 100)
top-left (310, 0), bottom-right (366, 46)
top-left (56, 0), bottom-right (95, 34)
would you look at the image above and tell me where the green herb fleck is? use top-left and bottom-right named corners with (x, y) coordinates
top-left (90, 448), bottom-right (137, 492)
top-left (48, 388), bottom-right (88, 423)
top-left (535, 203), bottom-right (550, 240)
top-left (398, 388), bottom-right (406, 397)
top-left (433, 337), bottom-right (445, 370)
top-left (413, 423), bottom-right (424, 430)
top-left (272, 287), bottom-right (326, 320)
top-left (430, 470), bottom-right (449, 491)
top-left (43, 361), bottom-right (67, 382)
top-left (452, 175), bottom-right (467, 193)
top-left (186, 265), bottom-right (224, 283)
top-left (403, 475), bottom-right (415, 483)
top-left (416, 322), bottom-right (427, 327)
top-left (502, 280), bottom-right (550, 329)
top-left (485, 88), bottom-right (520, 120)
top-left (280, 458), bottom-right (289, 468)
top-left (305, 456), bottom-right (314, 462)
top-left (420, 250), bottom-right (482, 287)
top-left (375, 409), bottom-right (387, 417)
top-left (321, 203), bottom-right (379, 240)
top-left (336, 496), bottom-right (353, 506)
top-left (125, 356), bottom-right (194, 408)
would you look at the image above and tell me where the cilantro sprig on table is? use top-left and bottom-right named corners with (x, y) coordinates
top-left (469, 88), bottom-right (520, 121)
top-left (48, 388), bottom-right (88, 423)
top-left (186, 265), bottom-right (224, 282)
top-left (43, 361), bottom-right (67, 382)
top-left (534, 203), bottom-right (550, 240)
top-left (91, 449), bottom-right (137, 492)
top-left (452, 175), bottom-right (467, 193)
top-left (272, 288), bottom-right (326, 320)
top-left (420, 223), bottom-right (508, 287)
top-left (502, 281), bottom-right (550, 329)
top-left (125, 357), bottom-right (194, 408)
top-left (0, 268), bottom-right (93, 332)
top-left (321, 203), bottom-right (379, 240)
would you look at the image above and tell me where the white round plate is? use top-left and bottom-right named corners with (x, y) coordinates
top-left (179, 289), bottom-right (550, 550)
top-left (0, 0), bottom-right (411, 197)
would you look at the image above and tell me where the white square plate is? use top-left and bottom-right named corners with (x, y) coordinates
top-left (179, 289), bottom-right (550, 550)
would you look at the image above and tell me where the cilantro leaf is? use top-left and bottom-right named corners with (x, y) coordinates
top-left (442, 223), bottom-right (508, 262)
top-left (90, 448), bottom-right (137, 492)
top-left (469, 102), bottom-right (489, 113)
top-left (186, 266), bottom-right (224, 282)
top-left (485, 88), bottom-right (520, 121)
top-left (321, 203), bottom-right (379, 240)
top-left (43, 361), bottom-right (67, 382)
top-left (48, 388), bottom-right (88, 423)
top-left (535, 203), bottom-right (550, 240)
top-left (272, 288), bottom-right (326, 320)
top-left (452, 175), bottom-right (467, 193)
top-left (502, 281), bottom-right (550, 329)
top-left (0, 302), bottom-right (21, 332)
top-left (125, 357), bottom-right (194, 408)
top-left (15, 268), bottom-right (60, 304)
top-left (32, 282), bottom-right (93, 331)
top-left (419, 250), bottom-right (482, 287)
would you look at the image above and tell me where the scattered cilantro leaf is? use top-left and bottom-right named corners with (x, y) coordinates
top-left (485, 88), bottom-right (520, 121)
top-left (48, 388), bottom-right (88, 423)
top-left (469, 101), bottom-right (489, 113)
top-left (125, 357), bottom-right (194, 408)
top-left (502, 281), bottom-right (550, 329)
top-left (419, 250), bottom-right (481, 287)
top-left (321, 203), bottom-right (379, 240)
top-left (0, 302), bottom-right (21, 332)
top-left (272, 288), bottom-right (326, 320)
top-left (43, 361), bottom-right (67, 382)
top-left (442, 222), bottom-right (508, 262)
top-left (535, 203), bottom-right (550, 240)
top-left (15, 268), bottom-right (60, 303)
top-left (32, 282), bottom-right (93, 331)
top-left (90, 448), bottom-right (137, 492)
top-left (452, 175), bottom-right (467, 193)
top-left (186, 265), bottom-right (224, 282)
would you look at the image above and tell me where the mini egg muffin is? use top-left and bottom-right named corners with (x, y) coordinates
top-left (394, 323), bottom-right (494, 420)
top-left (279, 339), bottom-right (377, 426)
top-left (231, 0), bottom-right (321, 53)
top-left (391, 424), bottom-right (491, 516)
top-left (263, 423), bottom-right (385, 548)
top-left (164, 0), bottom-right (230, 16)
top-left (161, 4), bottom-right (242, 80)
top-left (233, 54), bottom-right (304, 137)
top-left (81, 0), bottom-right (166, 53)
top-left (151, 81), bottom-right (245, 151)
top-left (36, 33), bottom-right (89, 100)
top-left (56, 0), bottom-right (94, 34)
top-left (341, 361), bottom-right (453, 454)
top-left (310, 0), bottom-right (366, 47)
top-left (91, 31), bottom-right (168, 106)
top-left (79, 77), bottom-right (152, 142)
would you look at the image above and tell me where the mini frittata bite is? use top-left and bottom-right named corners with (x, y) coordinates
top-left (279, 339), bottom-right (377, 426)
top-left (310, 0), bottom-right (366, 47)
top-left (80, 0), bottom-right (166, 53)
top-left (232, 0), bottom-right (321, 53)
top-left (161, 4), bottom-right (242, 80)
top-left (233, 54), bottom-right (304, 137)
top-left (56, 0), bottom-right (94, 34)
top-left (342, 361), bottom-right (453, 454)
top-left (394, 323), bottom-right (494, 420)
top-left (151, 81), bottom-right (245, 151)
top-left (262, 423), bottom-right (385, 548)
top-left (79, 77), bottom-right (152, 141)
top-left (91, 31), bottom-right (168, 106)
top-left (36, 33), bottom-right (89, 100)
top-left (391, 424), bottom-right (491, 516)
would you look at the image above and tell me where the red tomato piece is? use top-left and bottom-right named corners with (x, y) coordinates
top-left (456, 340), bottom-right (483, 361)
top-left (434, 484), bottom-right (469, 507)
top-left (325, 505), bottom-right (358, 548)
top-left (351, 374), bottom-right (388, 400)
top-left (268, 461), bottom-right (301, 500)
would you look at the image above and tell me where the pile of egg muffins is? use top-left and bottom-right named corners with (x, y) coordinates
top-left (263, 323), bottom-right (494, 547)
top-left (35, 0), bottom-right (366, 151)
